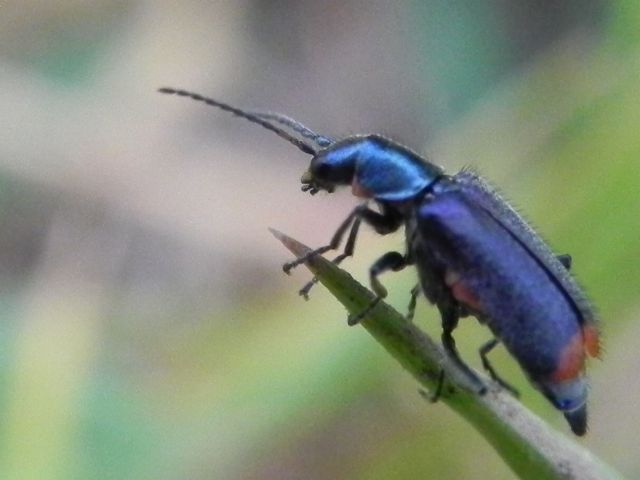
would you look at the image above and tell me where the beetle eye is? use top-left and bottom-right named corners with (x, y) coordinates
top-left (313, 161), bottom-right (331, 180)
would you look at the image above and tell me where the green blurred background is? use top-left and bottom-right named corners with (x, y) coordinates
top-left (0, 1), bottom-right (638, 479)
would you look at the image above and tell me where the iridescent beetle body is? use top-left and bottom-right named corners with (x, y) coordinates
top-left (159, 88), bottom-right (600, 435)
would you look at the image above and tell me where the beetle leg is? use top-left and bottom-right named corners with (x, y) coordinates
top-left (283, 203), bottom-right (400, 273)
top-left (354, 203), bottom-right (404, 235)
top-left (418, 369), bottom-right (446, 403)
top-left (347, 251), bottom-right (407, 326)
top-left (440, 303), bottom-right (460, 357)
top-left (406, 284), bottom-right (421, 322)
top-left (297, 217), bottom-right (361, 299)
top-left (479, 338), bottom-right (520, 397)
top-left (284, 203), bottom-right (403, 298)
top-left (439, 303), bottom-right (487, 394)
top-left (369, 251), bottom-right (406, 298)
top-left (557, 254), bottom-right (572, 270)
top-left (282, 208), bottom-right (360, 274)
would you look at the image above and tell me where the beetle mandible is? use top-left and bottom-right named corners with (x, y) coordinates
top-left (159, 87), bottom-right (600, 436)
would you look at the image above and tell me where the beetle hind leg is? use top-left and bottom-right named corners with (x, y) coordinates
top-left (479, 338), bottom-right (520, 397)
top-left (440, 304), bottom-right (487, 394)
top-left (405, 284), bottom-right (421, 322)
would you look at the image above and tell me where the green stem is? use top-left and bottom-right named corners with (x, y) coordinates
top-left (271, 229), bottom-right (623, 480)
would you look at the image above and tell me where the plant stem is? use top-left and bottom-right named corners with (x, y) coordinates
top-left (271, 229), bottom-right (623, 480)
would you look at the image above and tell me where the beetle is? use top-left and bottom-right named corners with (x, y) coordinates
top-left (158, 87), bottom-right (600, 435)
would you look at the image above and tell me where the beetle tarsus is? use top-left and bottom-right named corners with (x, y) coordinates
top-left (298, 249), bottom-right (354, 298)
top-left (298, 278), bottom-right (317, 299)
top-left (347, 297), bottom-right (381, 326)
top-left (295, 215), bottom-right (362, 297)
top-left (419, 370), bottom-right (446, 402)
top-left (282, 245), bottom-right (333, 274)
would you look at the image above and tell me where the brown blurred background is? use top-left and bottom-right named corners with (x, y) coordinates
top-left (0, 1), bottom-right (638, 479)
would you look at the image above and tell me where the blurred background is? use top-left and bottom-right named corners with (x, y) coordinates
top-left (0, 1), bottom-right (638, 479)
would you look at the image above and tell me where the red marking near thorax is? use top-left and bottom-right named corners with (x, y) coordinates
top-left (351, 178), bottom-right (373, 198)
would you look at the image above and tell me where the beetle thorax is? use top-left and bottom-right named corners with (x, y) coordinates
top-left (353, 135), bottom-right (443, 202)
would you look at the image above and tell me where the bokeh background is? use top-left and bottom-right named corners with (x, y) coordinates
top-left (0, 1), bottom-right (638, 479)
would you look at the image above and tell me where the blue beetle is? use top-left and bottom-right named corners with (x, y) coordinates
top-left (159, 87), bottom-right (600, 435)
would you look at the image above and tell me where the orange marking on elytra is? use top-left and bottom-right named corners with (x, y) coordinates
top-left (551, 332), bottom-right (585, 382)
top-left (451, 283), bottom-right (482, 311)
top-left (583, 324), bottom-right (600, 358)
top-left (445, 269), bottom-right (482, 312)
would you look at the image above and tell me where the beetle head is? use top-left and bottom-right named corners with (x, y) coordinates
top-left (300, 140), bottom-right (360, 195)
top-left (302, 135), bottom-right (444, 201)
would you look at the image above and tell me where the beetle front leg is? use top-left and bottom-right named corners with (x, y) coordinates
top-left (479, 338), bottom-right (519, 397)
top-left (439, 303), bottom-right (487, 394)
top-left (347, 251), bottom-right (407, 326)
top-left (297, 217), bottom-right (361, 299)
top-left (355, 203), bottom-right (404, 234)
top-left (282, 208), bottom-right (360, 274)
top-left (284, 203), bottom-right (402, 298)
top-left (282, 203), bottom-right (400, 273)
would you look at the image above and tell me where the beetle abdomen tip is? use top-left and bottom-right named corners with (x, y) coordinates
top-left (564, 405), bottom-right (588, 436)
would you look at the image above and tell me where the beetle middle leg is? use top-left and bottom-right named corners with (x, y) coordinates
top-left (282, 208), bottom-right (360, 275)
top-left (347, 251), bottom-right (407, 326)
top-left (479, 338), bottom-right (519, 397)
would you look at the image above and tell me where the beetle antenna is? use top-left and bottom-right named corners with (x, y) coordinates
top-left (248, 111), bottom-right (333, 147)
top-left (158, 87), bottom-right (318, 155)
